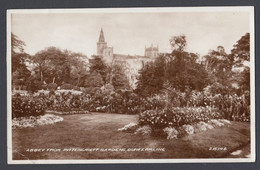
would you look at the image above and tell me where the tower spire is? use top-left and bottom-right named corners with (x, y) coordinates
top-left (99, 28), bottom-right (105, 42)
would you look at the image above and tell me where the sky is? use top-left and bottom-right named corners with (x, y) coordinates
top-left (11, 9), bottom-right (251, 57)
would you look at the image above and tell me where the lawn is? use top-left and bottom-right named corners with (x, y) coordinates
top-left (12, 112), bottom-right (250, 160)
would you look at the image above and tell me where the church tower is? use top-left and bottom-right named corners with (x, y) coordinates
top-left (96, 28), bottom-right (114, 64)
top-left (97, 28), bottom-right (107, 56)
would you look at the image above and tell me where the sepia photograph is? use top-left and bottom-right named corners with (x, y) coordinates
top-left (7, 7), bottom-right (255, 163)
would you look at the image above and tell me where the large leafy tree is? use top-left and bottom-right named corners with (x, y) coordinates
top-left (33, 47), bottom-right (70, 84)
top-left (11, 33), bottom-right (31, 90)
top-left (111, 64), bottom-right (130, 90)
top-left (32, 47), bottom-right (88, 86)
top-left (136, 35), bottom-right (209, 96)
top-left (203, 46), bottom-right (233, 88)
top-left (66, 52), bottom-right (89, 86)
top-left (84, 71), bottom-right (104, 88)
top-left (202, 33), bottom-right (250, 94)
top-left (89, 55), bottom-right (109, 83)
top-left (230, 33), bottom-right (250, 92)
top-left (135, 58), bottom-right (164, 96)
top-left (231, 33), bottom-right (250, 66)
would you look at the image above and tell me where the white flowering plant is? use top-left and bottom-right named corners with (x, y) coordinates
top-left (139, 107), bottom-right (222, 129)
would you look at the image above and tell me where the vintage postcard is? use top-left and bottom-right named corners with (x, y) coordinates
top-left (7, 7), bottom-right (255, 164)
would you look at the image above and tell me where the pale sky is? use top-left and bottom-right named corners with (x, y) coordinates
top-left (11, 10), bottom-right (250, 57)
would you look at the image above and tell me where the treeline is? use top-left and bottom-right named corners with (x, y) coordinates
top-left (135, 33), bottom-right (250, 97)
top-left (12, 32), bottom-right (250, 98)
top-left (11, 33), bottom-right (129, 93)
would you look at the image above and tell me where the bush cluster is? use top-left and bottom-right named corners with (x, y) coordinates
top-left (139, 107), bottom-right (222, 129)
top-left (12, 94), bottom-right (46, 118)
top-left (35, 90), bottom-right (146, 114)
top-left (11, 86), bottom-right (250, 123)
top-left (145, 89), bottom-right (250, 122)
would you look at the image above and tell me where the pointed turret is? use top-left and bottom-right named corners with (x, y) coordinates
top-left (98, 28), bottom-right (105, 42)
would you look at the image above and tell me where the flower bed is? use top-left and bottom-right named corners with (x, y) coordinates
top-left (118, 118), bottom-right (232, 140)
top-left (12, 114), bottom-right (63, 129)
top-left (139, 107), bottom-right (222, 129)
top-left (45, 110), bottom-right (89, 115)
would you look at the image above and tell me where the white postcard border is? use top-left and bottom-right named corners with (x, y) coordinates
top-left (6, 6), bottom-right (255, 164)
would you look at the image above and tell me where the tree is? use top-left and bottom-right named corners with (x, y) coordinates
top-left (230, 33), bottom-right (250, 93)
top-left (136, 35), bottom-right (209, 95)
top-left (84, 71), bottom-right (104, 88)
top-left (11, 33), bottom-right (26, 54)
top-left (32, 47), bottom-right (88, 86)
top-left (111, 64), bottom-right (130, 90)
top-left (167, 35), bottom-right (209, 91)
top-left (11, 33), bottom-right (31, 90)
top-left (203, 33), bottom-right (250, 94)
top-left (170, 35), bottom-right (187, 52)
top-left (203, 46), bottom-right (234, 90)
top-left (67, 52), bottom-right (89, 87)
top-left (231, 33), bottom-right (250, 66)
top-left (89, 55), bottom-right (109, 83)
top-left (135, 59), bottom-right (164, 96)
top-left (33, 47), bottom-right (70, 84)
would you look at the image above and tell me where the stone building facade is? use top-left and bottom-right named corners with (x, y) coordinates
top-left (145, 44), bottom-right (159, 58)
top-left (96, 28), bottom-right (159, 88)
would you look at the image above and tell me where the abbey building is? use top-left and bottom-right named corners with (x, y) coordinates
top-left (96, 28), bottom-right (159, 88)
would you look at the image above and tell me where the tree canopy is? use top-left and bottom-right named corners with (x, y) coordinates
top-left (136, 35), bottom-right (209, 96)
top-left (32, 47), bottom-right (89, 88)
top-left (11, 33), bottom-right (31, 90)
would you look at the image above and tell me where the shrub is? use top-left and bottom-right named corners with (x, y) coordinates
top-left (139, 107), bottom-right (222, 129)
top-left (12, 94), bottom-right (46, 118)
top-left (181, 124), bottom-right (194, 135)
top-left (134, 125), bottom-right (152, 135)
top-left (47, 83), bottom-right (58, 90)
top-left (208, 119), bottom-right (224, 127)
top-left (163, 127), bottom-right (179, 139)
top-left (118, 123), bottom-right (138, 132)
top-left (60, 83), bottom-right (74, 90)
top-left (193, 121), bottom-right (213, 133)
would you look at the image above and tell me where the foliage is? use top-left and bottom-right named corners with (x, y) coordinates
top-left (139, 107), bottom-right (221, 129)
top-left (32, 47), bottom-right (88, 86)
top-left (111, 64), bottom-right (130, 90)
top-left (60, 83), bottom-right (74, 90)
top-left (135, 59), bottom-right (164, 96)
top-left (239, 66), bottom-right (250, 91)
top-left (231, 33), bottom-right (250, 65)
top-left (136, 35), bottom-right (209, 95)
top-left (11, 33), bottom-right (26, 54)
top-left (12, 114), bottom-right (63, 128)
top-left (47, 83), bottom-right (58, 90)
top-left (84, 72), bottom-right (104, 88)
top-left (26, 76), bottom-right (42, 93)
top-left (11, 33), bottom-right (31, 89)
top-left (163, 127), bottom-right (179, 139)
top-left (89, 55), bottom-right (109, 83)
top-left (134, 125), bottom-right (152, 135)
top-left (203, 46), bottom-right (233, 89)
top-left (170, 35), bottom-right (187, 52)
top-left (118, 123), bottom-right (138, 132)
top-left (27, 90), bottom-right (142, 114)
top-left (12, 94), bottom-right (46, 118)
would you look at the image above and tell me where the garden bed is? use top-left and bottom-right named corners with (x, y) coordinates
top-left (45, 110), bottom-right (90, 115)
top-left (12, 114), bottom-right (63, 129)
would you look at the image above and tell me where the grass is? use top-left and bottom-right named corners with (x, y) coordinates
top-left (12, 112), bottom-right (250, 160)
